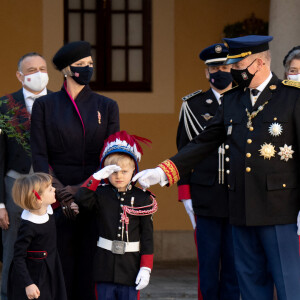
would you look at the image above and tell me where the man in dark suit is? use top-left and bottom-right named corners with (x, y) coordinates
top-left (134, 35), bottom-right (300, 300)
top-left (176, 43), bottom-right (239, 300)
top-left (0, 52), bottom-right (50, 300)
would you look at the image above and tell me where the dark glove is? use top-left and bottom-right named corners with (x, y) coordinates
top-left (56, 186), bottom-right (80, 220)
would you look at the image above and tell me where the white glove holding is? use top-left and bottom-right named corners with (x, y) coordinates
top-left (93, 165), bottom-right (121, 180)
top-left (132, 167), bottom-right (168, 189)
top-left (297, 211), bottom-right (300, 235)
top-left (135, 267), bottom-right (151, 290)
top-left (182, 199), bottom-right (196, 229)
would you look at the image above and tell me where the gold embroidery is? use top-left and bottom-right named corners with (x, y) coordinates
top-left (158, 159), bottom-right (180, 186)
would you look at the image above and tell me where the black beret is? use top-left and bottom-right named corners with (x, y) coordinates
top-left (52, 41), bottom-right (91, 71)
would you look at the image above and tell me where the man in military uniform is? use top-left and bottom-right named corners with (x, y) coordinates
top-left (134, 35), bottom-right (300, 300)
top-left (176, 43), bottom-right (239, 300)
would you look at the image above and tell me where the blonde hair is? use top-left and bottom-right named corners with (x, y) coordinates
top-left (61, 66), bottom-right (74, 77)
top-left (104, 153), bottom-right (135, 169)
top-left (12, 173), bottom-right (52, 210)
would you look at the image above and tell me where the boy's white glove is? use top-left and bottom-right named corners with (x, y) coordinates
top-left (132, 167), bottom-right (168, 189)
top-left (135, 267), bottom-right (151, 290)
top-left (93, 165), bottom-right (121, 180)
top-left (297, 211), bottom-right (300, 235)
top-left (182, 199), bottom-right (196, 229)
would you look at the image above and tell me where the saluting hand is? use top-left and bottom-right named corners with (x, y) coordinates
top-left (93, 165), bottom-right (121, 180)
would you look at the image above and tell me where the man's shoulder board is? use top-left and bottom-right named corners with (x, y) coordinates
top-left (282, 80), bottom-right (300, 88)
top-left (182, 90), bottom-right (202, 101)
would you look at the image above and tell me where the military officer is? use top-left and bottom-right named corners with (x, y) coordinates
top-left (176, 43), bottom-right (239, 300)
top-left (133, 35), bottom-right (300, 300)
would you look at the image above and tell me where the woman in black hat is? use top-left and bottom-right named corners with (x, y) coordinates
top-left (30, 41), bottom-right (120, 300)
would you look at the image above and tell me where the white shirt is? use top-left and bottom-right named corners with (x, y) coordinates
top-left (211, 88), bottom-right (222, 105)
top-left (23, 87), bottom-right (47, 114)
top-left (250, 72), bottom-right (272, 106)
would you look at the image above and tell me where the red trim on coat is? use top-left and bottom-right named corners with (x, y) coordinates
top-left (178, 184), bottom-right (191, 201)
top-left (81, 175), bottom-right (100, 191)
top-left (140, 254), bottom-right (153, 270)
top-left (27, 250), bottom-right (48, 259)
top-left (94, 283), bottom-right (98, 300)
top-left (137, 291), bottom-right (140, 300)
top-left (64, 81), bottom-right (85, 136)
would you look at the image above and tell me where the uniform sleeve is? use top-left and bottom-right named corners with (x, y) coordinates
top-left (176, 103), bottom-right (192, 200)
top-left (12, 222), bottom-right (35, 288)
top-left (74, 186), bottom-right (101, 211)
top-left (106, 100), bottom-right (120, 137)
top-left (169, 104), bottom-right (227, 182)
top-left (30, 99), bottom-right (49, 173)
top-left (139, 195), bottom-right (154, 269)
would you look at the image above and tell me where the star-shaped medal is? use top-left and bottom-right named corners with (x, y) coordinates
top-left (259, 143), bottom-right (276, 160)
top-left (278, 144), bottom-right (294, 162)
top-left (268, 123), bottom-right (283, 137)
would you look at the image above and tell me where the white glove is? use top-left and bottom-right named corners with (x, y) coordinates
top-left (182, 199), bottom-right (196, 229)
top-left (93, 165), bottom-right (121, 180)
top-left (297, 211), bottom-right (300, 235)
top-left (132, 167), bottom-right (168, 189)
top-left (135, 267), bottom-right (151, 290)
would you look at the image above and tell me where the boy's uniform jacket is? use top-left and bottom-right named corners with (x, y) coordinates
top-left (75, 183), bottom-right (154, 286)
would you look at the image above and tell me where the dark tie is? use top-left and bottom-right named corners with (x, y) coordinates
top-left (251, 89), bottom-right (259, 96)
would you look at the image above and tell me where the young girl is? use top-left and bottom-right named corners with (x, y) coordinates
top-left (8, 173), bottom-right (77, 300)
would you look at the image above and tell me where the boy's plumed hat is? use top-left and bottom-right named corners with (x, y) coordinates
top-left (99, 131), bottom-right (152, 173)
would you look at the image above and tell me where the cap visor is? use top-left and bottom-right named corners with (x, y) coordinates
top-left (225, 57), bottom-right (246, 64)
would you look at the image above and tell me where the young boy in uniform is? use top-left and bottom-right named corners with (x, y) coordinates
top-left (75, 131), bottom-right (157, 300)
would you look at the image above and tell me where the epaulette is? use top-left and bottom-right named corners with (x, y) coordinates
top-left (182, 90), bottom-right (202, 101)
top-left (221, 85), bottom-right (239, 96)
top-left (282, 80), bottom-right (300, 88)
top-left (136, 186), bottom-right (156, 198)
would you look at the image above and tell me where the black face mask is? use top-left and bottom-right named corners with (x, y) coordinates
top-left (70, 66), bottom-right (93, 85)
top-left (231, 59), bottom-right (257, 88)
top-left (209, 70), bottom-right (233, 90)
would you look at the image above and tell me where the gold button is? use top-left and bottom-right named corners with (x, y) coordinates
top-left (225, 145), bottom-right (229, 149)
top-left (274, 117), bottom-right (277, 121)
top-left (225, 157), bottom-right (230, 162)
top-left (228, 184), bottom-right (230, 188)
top-left (230, 119), bottom-right (233, 123)
top-left (249, 126), bottom-right (254, 131)
top-left (283, 184), bottom-right (286, 188)
top-left (247, 139), bottom-right (252, 144)
top-left (246, 153), bottom-right (251, 158)
top-left (246, 167), bottom-right (251, 172)
top-left (226, 170), bottom-right (230, 174)
top-left (43, 253), bottom-right (46, 256)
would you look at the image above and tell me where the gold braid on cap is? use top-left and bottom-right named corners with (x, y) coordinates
top-left (157, 159), bottom-right (180, 186)
top-left (227, 51), bottom-right (252, 59)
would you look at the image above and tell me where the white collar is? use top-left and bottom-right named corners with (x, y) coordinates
top-left (211, 88), bottom-right (221, 105)
top-left (22, 87), bottom-right (47, 101)
top-left (21, 205), bottom-right (53, 224)
top-left (251, 72), bottom-right (272, 94)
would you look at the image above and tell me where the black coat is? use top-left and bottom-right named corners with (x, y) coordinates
top-left (176, 89), bottom-right (228, 217)
top-left (8, 212), bottom-right (67, 300)
top-left (75, 185), bottom-right (154, 286)
top-left (30, 84), bottom-right (120, 185)
top-left (170, 74), bottom-right (300, 226)
top-left (0, 89), bottom-right (51, 203)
